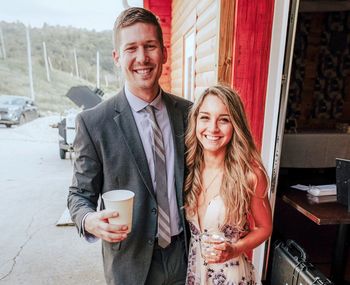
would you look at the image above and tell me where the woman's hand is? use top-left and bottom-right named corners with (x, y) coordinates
top-left (204, 241), bottom-right (241, 263)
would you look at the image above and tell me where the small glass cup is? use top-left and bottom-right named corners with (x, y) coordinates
top-left (199, 231), bottom-right (227, 260)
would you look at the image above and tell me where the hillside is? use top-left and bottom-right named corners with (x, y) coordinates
top-left (0, 21), bottom-right (123, 113)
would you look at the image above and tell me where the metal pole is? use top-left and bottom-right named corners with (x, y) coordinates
top-left (122, 0), bottom-right (130, 9)
top-left (96, 51), bottom-right (100, 88)
top-left (73, 48), bottom-right (79, 77)
top-left (43, 41), bottom-right (51, 82)
top-left (48, 56), bottom-right (53, 71)
top-left (0, 27), bottom-right (6, 59)
top-left (26, 25), bottom-right (35, 101)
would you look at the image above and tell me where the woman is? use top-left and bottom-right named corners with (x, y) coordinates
top-left (184, 85), bottom-right (272, 285)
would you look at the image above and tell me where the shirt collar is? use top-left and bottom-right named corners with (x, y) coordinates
top-left (124, 85), bottom-right (163, 112)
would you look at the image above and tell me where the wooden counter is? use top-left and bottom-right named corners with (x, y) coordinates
top-left (282, 190), bottom-right (350, 284)
top-left (282, 190), bottom-right (350, 225)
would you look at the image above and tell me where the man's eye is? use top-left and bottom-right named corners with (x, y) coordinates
top-left (145, 45), bottom-right (156, 49)
top-left (126, 47), bottom-right (136, 52)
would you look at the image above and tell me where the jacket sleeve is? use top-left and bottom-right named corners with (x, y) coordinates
top-left (67, 112), bottom-right (103, 236)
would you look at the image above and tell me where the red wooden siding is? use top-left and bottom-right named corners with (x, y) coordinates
top-left (231, 0), bottom-right (274, 150)
top-left (144, 0), bottom-right (172, 92)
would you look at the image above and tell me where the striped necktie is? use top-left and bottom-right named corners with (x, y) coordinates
top-left (145, 105), bottom-right (171, 248)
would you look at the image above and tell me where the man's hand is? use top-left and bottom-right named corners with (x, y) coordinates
top-left (84, 210), bottom-right (129, 243)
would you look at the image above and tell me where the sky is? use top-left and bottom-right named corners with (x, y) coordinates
top-left (0, 0), bottom-right (143, 31)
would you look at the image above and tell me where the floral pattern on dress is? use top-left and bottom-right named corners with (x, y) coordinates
top-left (221, 224), bottom-right (241, 242)
top-left (185, 197), bottom-right (257, 285)
top-left (189, 221), bottom-right (200, 236)
top-left (212, 271), bottom-right (226, 285)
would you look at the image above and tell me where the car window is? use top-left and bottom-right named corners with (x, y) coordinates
top-left (12, 98), bottom-right (25, 105)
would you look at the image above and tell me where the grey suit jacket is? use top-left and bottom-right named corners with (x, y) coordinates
top-left (67, 89), bottom-right (192, 285)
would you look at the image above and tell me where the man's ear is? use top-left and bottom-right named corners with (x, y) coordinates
top-left (112, 49), bottom-right (120, 65)
top-left (162, 46), bottom-right (168, 64)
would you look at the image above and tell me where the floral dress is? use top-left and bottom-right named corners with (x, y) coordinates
top-left (186, 195), bottom-right (257, 285)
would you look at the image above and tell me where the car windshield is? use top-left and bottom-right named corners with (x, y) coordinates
top-left (12, 98), bottom-right (26, 105)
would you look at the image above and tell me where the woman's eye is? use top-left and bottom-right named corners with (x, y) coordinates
top-left (199, 115), bottom-right (209, 120)
top-left (220, 118), bottom-right (230, 123)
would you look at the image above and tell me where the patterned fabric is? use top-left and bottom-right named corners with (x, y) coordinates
top-left (286, 11), bottom-right (350, 130)
top-left (185, 196), bottom-right (257, 285)
top-left (145, 105), bottom-right (171, 248)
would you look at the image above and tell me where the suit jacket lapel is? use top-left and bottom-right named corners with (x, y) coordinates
top-left (113, 90), bottom-right (155, 199)
top-left (162, 92), bottom-right (185, 209)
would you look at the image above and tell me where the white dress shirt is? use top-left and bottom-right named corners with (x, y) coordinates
top-left (124, 85), bottom-right (182, 236)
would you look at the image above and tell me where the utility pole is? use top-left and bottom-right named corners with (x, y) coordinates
top-left (43, 41), bottom-right (51, 82)
top-left (26, 25), bottom-right (35, 101)
top-left (96, 50), bottom-right (100, 88)
top-left (73, 48), bottom-right (79, 78)
top-left (105, 75), bottom-right (109, 87)
top-left (48, 56), bottom-right (53, 71)
top-left (0, 27), bottom-right (6, 59)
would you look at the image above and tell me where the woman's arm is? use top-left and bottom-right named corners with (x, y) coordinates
top-left (234, 166), bottom-right (273, 254)
top-left (209, 166), bottom-right (273, 263)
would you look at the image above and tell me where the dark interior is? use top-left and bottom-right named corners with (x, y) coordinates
top-left (267, 5), bottom-right (350, 284)
top-left (285, 10), bottom-right (350, 133)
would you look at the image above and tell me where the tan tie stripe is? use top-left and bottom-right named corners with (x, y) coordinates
top-left (145, 105), bottom-right (171, 248)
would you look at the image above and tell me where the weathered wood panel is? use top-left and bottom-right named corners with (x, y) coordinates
top-left (194, 86), bottom-right (207, 99)
top-left (217, 0), bottom-right (235, 85)
top-left (196, 0), bottom-right (215, 15)
top-left (195, 70), bottom-right (216, 87)
top-left (196, 37), bottom-right (217, 59)
top-left (172, 1), bottom-right (198, 32)
top-left (171, 0), bottom-right (219, 98)
top-left (196, 1), bottom-right (217, 30)
top-left (196, 53), bottom-right (216, 74)
top-left (172, 9), bottom-right (196, 42)
top-left (196, 18), bottom-right (217, 46)
top-left (172, 56), bottom-right (182, 71)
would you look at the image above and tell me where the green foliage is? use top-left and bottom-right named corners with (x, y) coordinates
top-left (0, 21), bottom-right (123, 113)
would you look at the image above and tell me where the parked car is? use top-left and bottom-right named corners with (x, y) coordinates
top-left (0, 95), bottom-right (39, 128)
top-left (58, 86), bottom-right (103, 159)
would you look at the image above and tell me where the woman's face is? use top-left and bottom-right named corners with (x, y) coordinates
top-left (196, 94), bottom-right (233, 156)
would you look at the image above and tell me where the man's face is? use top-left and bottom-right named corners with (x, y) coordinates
top-left (113, 22), bottom-right (167, 99)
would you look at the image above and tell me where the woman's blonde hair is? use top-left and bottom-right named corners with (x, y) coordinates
top-left (184, 85), bottom-right (268, 229)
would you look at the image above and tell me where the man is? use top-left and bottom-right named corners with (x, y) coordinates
top-left (67, 7), bottom-right (192, 285)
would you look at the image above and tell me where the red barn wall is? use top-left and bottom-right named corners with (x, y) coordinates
top-left (144, 0), bottom-right (172, 92)
top-left (231, 0), bottom-right (274, 149)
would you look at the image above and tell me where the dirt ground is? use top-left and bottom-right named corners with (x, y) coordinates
top-left (0, 116), bottom-right (105, 285)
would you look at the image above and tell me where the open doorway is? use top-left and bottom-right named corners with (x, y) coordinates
top-left (266, 0), bottom-right (350, 284)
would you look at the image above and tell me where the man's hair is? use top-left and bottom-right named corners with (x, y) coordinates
top-left (113, 7), bottom-right (164, 50)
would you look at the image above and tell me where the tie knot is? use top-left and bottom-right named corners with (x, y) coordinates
top-left (145, 105), bottom-right (157, 122)
top-left (145, 105), bottom-right (154, 113)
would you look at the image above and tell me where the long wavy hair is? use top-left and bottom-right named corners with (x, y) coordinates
top-left (184, 85), bottom-right (268, 229)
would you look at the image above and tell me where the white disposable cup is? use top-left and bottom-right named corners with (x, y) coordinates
top-left (102, 190), bottom-right (135, 233)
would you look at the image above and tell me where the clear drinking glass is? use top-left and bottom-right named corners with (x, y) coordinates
top-left (199, 231), bottom-right (227, 259)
